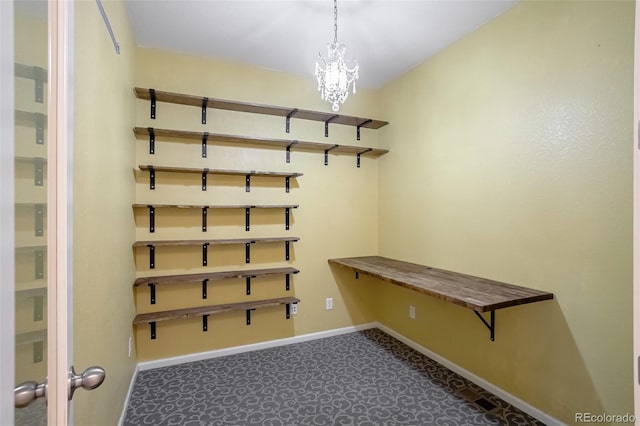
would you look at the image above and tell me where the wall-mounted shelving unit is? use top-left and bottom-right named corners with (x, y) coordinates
top-left (134, 236), bottom-right (300, 268)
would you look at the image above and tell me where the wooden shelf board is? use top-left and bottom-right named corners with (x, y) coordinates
top-left (15, 110), bottom-right (47, 126)
top-left (133, 296), bottom-right (299, 325)
top-left (329, 256), bottom-right (553, 313)
top-left (135, 87), bottom-right (388, 130)
top-left (16, 329), bottom-right (47, 345)
top-left (15, 63), bottom-right (48, 82)
top-left (134, 266), bottom-right (299, 286)
top-left (132, 203), bottom-right (298, 210)
top-left (134, 236), bottom-right (300, 248)
top-left (134, 127), bottom-right (388, 158)
top-left (138, 165), bottom-right (303, 178)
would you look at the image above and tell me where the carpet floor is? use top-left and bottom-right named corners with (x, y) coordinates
top-left (123, 328), bottom-right (545, 425)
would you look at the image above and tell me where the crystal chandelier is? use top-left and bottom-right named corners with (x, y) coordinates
top-left (315, 0), bottom-right (359, 112)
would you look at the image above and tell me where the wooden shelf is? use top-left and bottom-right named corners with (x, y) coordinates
top-left (134, 237), bottom-right (300, 268)
top-left (133, 296), bottom-right (299, 339)
top-left (137, 165), bottom-right (302, 192)
top-left (16, 329), bottom-right (47, 346)
top-left (329, 256), bottom-right (554, 341)
top-left (133, 127), bottom-right (388, 166)
top-left (134, 266), bottom-right (299, 287)
top-left (134, 87), bottom-right (388, 136)
top-left (133, 203), bottom-right (298, 233)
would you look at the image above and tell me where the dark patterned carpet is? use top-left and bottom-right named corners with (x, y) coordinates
top-left (123, 328), bottom-right (544, 425)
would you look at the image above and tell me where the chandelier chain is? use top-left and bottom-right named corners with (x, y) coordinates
top-left (333, 0), bottom-right (338, 44)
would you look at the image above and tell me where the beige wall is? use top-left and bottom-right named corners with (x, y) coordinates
top-left (132, 49), bottom-right (382, 360)
top-left (73, 1), bottom-right (137, 425)
top-left (377, 0), bottom-right (634, 423)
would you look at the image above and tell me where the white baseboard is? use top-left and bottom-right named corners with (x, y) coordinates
top-left (137, 322), bottom-right (377, 371)
top-left (374, 323), bottom-right (565, 426)
top-left (118, 364), bottom-right (139, 426)
top-left (130, 321), bottom-right (562, 426)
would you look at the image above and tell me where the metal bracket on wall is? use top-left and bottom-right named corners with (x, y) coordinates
top-left (356, 119), bottom-right (372, 141)
top-left (245, 207), bottom-right (251, 231)
top-left (325, 115), bottom-right (339, 137)
top-left (148, 205), bottom-right (155, 233)
top-left (147, 127), bottom-right (155, 154)
top-left (201, 97), bottom-right (208, 124)
top-left (34, 113), bottom-right (45, 145)
top-left (202, 132), bottom-right (209, 158)
top-left (246, 308), bottom-right (256, 325)
top-left (324, 145), bottom-right (339, 166)
top-left (147, 244), bottom-right (155, 269)
top-left (356, 148), bottom-right (372, 168)
top-left (285, 207), bottom-right (291, 230)
top-left (285, 303), bottom-right (291, 319)
top-left (245, 175), bottom-right (251, 192)
top-left (245, 243), bottom-right (251, 264)
top-left (148, 283), bottom-right (156, 305)
top-left (149, 88), bottom-right (156, 119)
top-left (202, 169), bottom-right (208, 191)
top-left (202, 279), bottom-right (209, 299)
top-left (147, 166), bottom-right (156, 190)
top-left (202, 207), bottom-right (208, 232)
top-left (286, 141), bottom-right (298, 163)
top-left (202, 315), bottom-right (209, 332)
top-left (245, 276), bottom-right (257, 295)
top-left (34, 249), bottom-right (44, 279)
top-left (473, 310), bottom-right (495, 341)
top-left (33, 341), bottom-right (43, 363)
top-left (35, 204), bottom-right (44, 237)
top-left (150, 322), bottom-right (156, 339)
top-left (285, 241), bottom-right (290, 261)
top-left (202, 243), bottom-right (209, 266)
top-left (33, 157), bottom-right (44, 186)
top-left (33, 296), bottom-right (44, 322)
top-left (285, 273), bottom-right (290, 291)
top-left (286, 108), bottom-right (298, 133)
top-left (33, 66), bottom-right (45, 103)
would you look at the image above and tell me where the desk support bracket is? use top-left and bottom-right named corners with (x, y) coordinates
top-left (474, 310), bottom-right (495, 341)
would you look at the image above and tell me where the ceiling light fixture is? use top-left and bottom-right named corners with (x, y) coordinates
top-left (315, 0), bottom-right (359, 112)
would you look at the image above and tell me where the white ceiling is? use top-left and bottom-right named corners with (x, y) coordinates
top-left (125, 0), bottom-right (518, 89)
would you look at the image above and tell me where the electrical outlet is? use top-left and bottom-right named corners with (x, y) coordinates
top-left (291, 303), bottom-right (298, 315)
top-left (326, 297), bottom-right (333, 310)
top-left (409, 305), bottom-right (416, 319)
top-left (128, 336), bottom-right (133, 357)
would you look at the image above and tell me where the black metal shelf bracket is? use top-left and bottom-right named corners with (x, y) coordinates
top-left (149, 88), bottom-right (156, 119)
top-left (202, 168), bottom-right (208, 191)
top-left (148, 205), bottom-right (155, 233)
top-left (35, 249), bottom-right (44, 279)
top-left (150, 322), bottom-right (156, 339)
top-left (202, 314), bottom-right (209, 332)
top-left (246, 308), bottom-right (256, 325)
top-left (147, 127), bottom-right (155, 154)
top-left (33, 296), bottom-right (43, 321)
top-left (246, 276), bottom-right (253, 295)
top-left (35, 113), bottom-right (45, 145)
top-left (286, 141), bottom-right (298, 163)
top-left (202, 132), bottom-right (209, 158)
top-left (148, 283), bottom-right (156, 305)
top-left (473, 310), bottom-right (496, 341)
top-left (285, 176), bottom-right (291, 193)
top-left (324, 145), bottom-right (339, 166)
top-left (325, 115), bottom-right (339, 137)
top-left (357, 119), bottom-right (372, 141)
top-left (202, 279), bottom-right (208, 299)
top-left (285, 207), bottom-right (291, 230)
top-left (285, 241), bottom-right (290, 261)
top-left (202, 207), bottom-right (208, 232)
top-left (356, 148), bottom-right (373, 168)
top-left (34, 157), bottom-right (44, 186)
top-left (245, 242), bottom-right (251, 264)
top-left (286, 108), bottom-right (298, 133)
top-left (245, 175), bottom-right (251, 192)
top-left (33, 66), bottom-right (45, 103)
top-left (35, 204), bottom-right (44, 237)
top-left (202, 243), bottom-right (209, 266)
top-left (147, 244), bottom-right (155, 269)
top-left (245, 207), bottom-right (251, 231)
top-left (148, 166), bottom-right (155, 190)
top-left (201, 97), bottom-right (208, 124)
top-left (286, 303), bottom-right (291, 319)
top-left (285, 273), bottom-right (290, 291)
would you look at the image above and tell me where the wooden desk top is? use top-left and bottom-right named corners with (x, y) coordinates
top-left (328, 256), bottom-right (553, 313)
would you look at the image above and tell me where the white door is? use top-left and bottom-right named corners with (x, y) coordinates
top-left (1, 1), bottom-right (103, 424)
